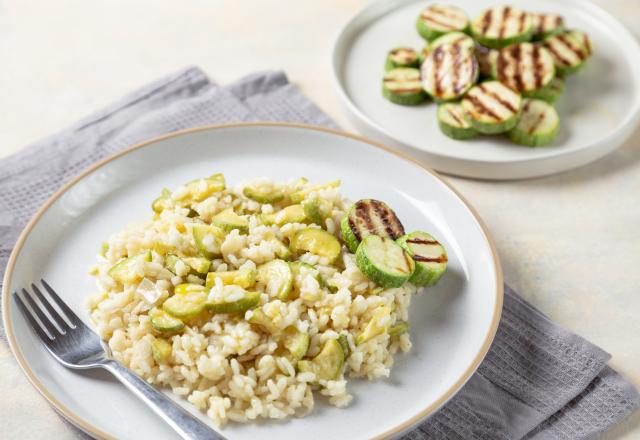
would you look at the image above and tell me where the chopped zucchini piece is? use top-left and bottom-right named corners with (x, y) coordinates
top-left (302, 197), bottom-right (332, 226)
top-left (289, 261), bottom-right (321, 297)
top-left (256, 259), bottom-right (293, 300)
top-left (471, 6), bottom-right (533, 49)
top-left (192, 224), bottom-right (224, 259)
top-left (243, 183), bottom-right (285, 204)
top-left (543, 31), bottom-right (590, 76)
top-left (297, 339), bottom-right (344, 381)
top-left (429, 32), bottom-right (474, 52)
top-left (150, 308), bottom-right (184, 333)
top-left (290, 180), bottom-right (340, 204)
top-left (385, 47), bottom-right (419, 71)
top-left (383, 68), bottom-right (427, 105)
top-left (290, 228), bottom-right (341, 263)
top-left (100, 242), bottom-right (109, 257)
top-left (260, 204), bottom-right (306, 225)
top-left (183, 173), bottom-right (225, 202)
top-left (282, 327), bottom-right (310, 362)
top-left (416, 4), bottom-right (469, 41)
top-left (248, 308), bottom-right (280, 334)
top-left (151, 188), bottom-right (174, 213)
top-left (531, 13), bottom-right (565, 40)
top-left (461, 81), bottom-right (522, 134)
top-left (356, 306), bottom-right (392, 345)
top-left (162, 284), bottom-right (208, 319)
top-left (493, 43), bottom-right (555, 93)
top-left (206, 290), bottom-right (261, 314)
top-left (388, 321), bottom-right (409, 337)
top-left (397, 231), bottom-right (448, 286)
top-left (337, 334), bottom-right (350, 360)
top-left (355, 235), bottom-right (415, 288)
top-left (341, 199), bottom-right (405, 253)
top-left (212, 208), bottom-right (249, 234)
top-left (437, 103), bottom-right (478, 140)
top-left (151, 338), bottom-right (173, 364)
top-left (272, 239), bottom-right (292, 260)
top-left (108, 251), bottom-right (152, 284)
top-left (507, 99), bottom-right (560, 147)
top-left (205, 268), bottom-right (257, 289)
top-left (167, 254), bottom-right (210, 275)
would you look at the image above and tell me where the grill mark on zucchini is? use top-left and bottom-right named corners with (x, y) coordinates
top-left (422, 14), bottom-right (456, 30)
top-left (451, 44), bottom-right (461, 93)
top-left (557, 34), bottom-right (587, 60)
top-left (446, 107), bottom-right (464, 126)
top-left (498, 6), bottom-right (511, 39)
top-left (370, 199), bottom-right (403, 239)
top-left (481, 8), bottom-right (492, 34)
top-left (528, 108), bottom-right (547, 134)
top-left (413, 254), bottom-right (448, 263)
top-left (517, 10), bottom-right (527, 33)
top-left (511, 44), bottom-right (525, 92)
top-left (544, 41), bottom-right (572, 67)
top-left (356, 202), bottom-right (375, 235)
top-left (479, 83), bottom-right (517, 113)
top-left (407, 238), bottom-right (439, 245)
top-left (532, 45), bottom-right (543, 89)
top-left (433, 46), bottom-right (444, 96)
top-left (466, 93), bottom-right (501, 120)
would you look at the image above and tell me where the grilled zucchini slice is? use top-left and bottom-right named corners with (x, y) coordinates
top-left (416, 4), bottom-right (469, 41)
top-left (543, 31), bottom-right (590, 76)
top-left (290, 228), bottom-right (341, 263)
top-left (341, 199), bottom-right (405, 253)
top-left (471, 6), bottom-right (533, 49)
top-left (382, 68), bottom-right (427, 105)
top-left (531, 13), bottom-right (564, 40)
top-left (150, 308), bottom-right (184, 333)
top-left (437, 103), bottom-right (478, 140)
top-left (461, 81), bottom-right (522, 134)
top-left (206, 290), bottom-right (261, 314)
top-left (397, 231), bottom-right (448, 287)
top-left (162, 284), bottom-right (208, 319)
top-left (385, 47), bottom-right (419, 71)
top-left (108, 251), bottom-right (152, 284)
top-left (525, 76), bottom-right (565, 103)
top-left (257, 259), bottom-right (293, 300)
top-left (297, 339), bottom-right (344, 381)
top-left (567, 29), bottom-right (593, 57)
top-left (206, 268), bottom-right (257, 289)
top-left (493, 43), bottom-right (555, 94)
top-left (429, 31), bottom-right (475, 52)
top-left (356, 235), bottom-right (415, 288)
top-left (421, 43), bottom-right (478, 102)
top-left (507, 99), bottom-right (560, 147)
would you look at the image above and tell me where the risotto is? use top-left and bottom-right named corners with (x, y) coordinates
top-left (87, 174), bottom-right (447, 426)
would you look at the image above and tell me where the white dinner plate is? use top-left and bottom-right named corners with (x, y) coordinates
top-left (331, 0), bottom-right (640, 179)
top-left (2, 123), bottom-right (502, 439)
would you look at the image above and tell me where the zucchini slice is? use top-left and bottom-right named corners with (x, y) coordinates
top-left (206, 290), bottom-right (261, 314)
top-left (243, 184), bottom-right (285, 204)
top-left (388, 321), bottom-right (409, 337)
top-left (525, 76), bottom-right (565, 103)
top-left (162, 284), bottom-right (208, 319)
top-left (397, 231), bottom-right (448, 287)
top-left (192, 224), bottom-right (224, 259)
top-left (256, 259), bottom-right (293, 300)
top-left (437, 102), bottom-right (478, 140)
top-left (301, 197), bottom-right (332, 226)
top-left (493, 43), bottom-right (555, 93)
top-left (205, 268), bottom-right (257, 289)
top-left (461, 81), bottom-right (522, 134)
top-left (429, 31), bottom-right (475, 52)
top-left (421, 43), bottom-right (478, 102)
top-left (108, 251), bottom-right (152, 284)
top-left (356, 306), bottom-right (392, 345)
top-left (150, 308), bottom-right (184, 333)
top-left (212, 208), bottom-right (249, 234)
top-left (382, 68), bottom-right (427, 106)
top-left (531, 13), bottom-right (564, 40)
top-left (341, 199), bottom-right (405, 253)
top-left (151, 338), bottom-right (173, 364)
top-left (297, 339), bottom-right (344, 381)
top-left (282, 327), bottom-right (310, 362)
top-left (543, 31), bottom-right (590, 76)
top-left (507, 99), bottom-right (559, 147)
top-left (355, 235), bottom-right (415, 288)
top-left (476, 44), bottom-right (499, 78)
top-left (290, 228), bottom-right (341, 263)
top-left (471, 6), bottom-right (533, 49)
top-left (567, 29), bottom-right (593, 57)
top-left (416, 4), bottom-right (469, 42)
top-left (385, 47), bottom-right (419, 71)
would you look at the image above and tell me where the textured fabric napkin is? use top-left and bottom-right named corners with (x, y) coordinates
top-left (0, 67), bottom-right (638, 439)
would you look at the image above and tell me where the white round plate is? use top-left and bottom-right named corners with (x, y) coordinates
top-left (3, 124), bottom-right (502, 440)
top-left (331, 0), bottom-right (640, 179)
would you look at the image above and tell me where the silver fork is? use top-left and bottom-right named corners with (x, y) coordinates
top-left (14, 279), bottom-right (223, 440)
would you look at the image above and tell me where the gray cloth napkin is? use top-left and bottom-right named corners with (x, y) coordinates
top-left (0, 67), bottom-right (638, 440)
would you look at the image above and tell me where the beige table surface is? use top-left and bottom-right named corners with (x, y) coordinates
top-left (1, 1), bottom-right (639, 438)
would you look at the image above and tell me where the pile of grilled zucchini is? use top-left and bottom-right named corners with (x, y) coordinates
top-left (342, 199), bottom-right (448, 289)
top-left (382, 4), bottom-right (593, 147)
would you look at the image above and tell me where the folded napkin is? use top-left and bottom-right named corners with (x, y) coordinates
top-left (0, 67), bottom-right (637, 439)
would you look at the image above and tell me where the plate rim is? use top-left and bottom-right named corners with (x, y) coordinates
top-left (330, 0), bottom-right (640, 178)
top-left (2, 122), bottom-right (504, 440)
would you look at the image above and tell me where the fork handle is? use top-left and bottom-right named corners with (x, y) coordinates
top-left (103, 360), bottom-right (224, 440)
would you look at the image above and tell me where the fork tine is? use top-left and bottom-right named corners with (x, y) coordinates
top-left (21, 288), bottom-right (66, 335)
top-left (40, 279), bottom-right (82, 327)
top-left (14, 292), bottom-right (56, 341)
top-left (31, 283), bottom-right (75, 330)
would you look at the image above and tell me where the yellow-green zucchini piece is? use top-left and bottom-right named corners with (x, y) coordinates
top-left (301, 197), bottom-right (332, 226)
top-left (183, 173), bottom-right (225, 202)
top-left (507, 99), bottom-right (560, 147)
top-left (340, 199), bottom-right (405, 253)
top-left (471, 6), bottom-right (534, 49)
top-left (282, 327), bottom-right (310, 362)
top-left (290, 180), bottom-right (340, 204)
top-left (388, 321), bottom-right (409, 337)
top-left (383, 68), bottom-right (428, 105)
top-left (356, 306), bottom-right (392, 345)
top-left (397, 231), bottom-right (448, 286)
top-left (297, 339), bottom-right (344, 381)
top-left (108, 251), bottom-right (152, 284)
top-left (493, 43), bottom-right (555, 94)
top-left (461, 81), bottom-right (522, 134)
top-left (192, 224), bottom-right (224, 259)
top-left (152, 188), bottom-right (174, 213)
top-left (248, 308), bottom-right (280, 334)
top-left (257, 259), bottom-right (293, 300)
top-left (260, 204), bottom-right (306, 225)
top-left (151, 338), bottom-right (173, 363)
top-left (243, 184), bottom-right (285, 204)
top-left (290, 228), bottom-right (341, 263)
top-left (337, 334), bottom-right (350, 360)
top-left (356, 236), bottom-right (414, 288)
top-left (206, 268), bottom-right (257, 289)
top-left (206, 290), bottom-right (261, 314)
top-left (421, 44), bottom-right (478, 102)
top-left (212, 208), bottom-right (249, 234)
top-left (416, 4), bottom-right (469, 41)
top-left (150, 308), bottom-right (184, 333)
top-left (385, 47), bottom-right (419, 71)
top-left (162, 284), bottom-right (208, 319)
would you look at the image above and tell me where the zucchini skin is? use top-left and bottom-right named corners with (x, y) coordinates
top-left (382, 68), bottom-right (427, 105)
top-left (507, 99), bottom-right (560, 147)
top-left (385, 48), bottom-right (419, 71)
top-left (382, 84), bottom-right (428, 105)
top-left (416, 8), bottom-right (470, 42)
top-left (397, 232), bottom-right (447, 287)
top-left (437, 103), bottom-right (478, 140)
top-left (523, 77), bottom-right (565, 103)
top-left (355, 236), bottom-right (414, 288)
